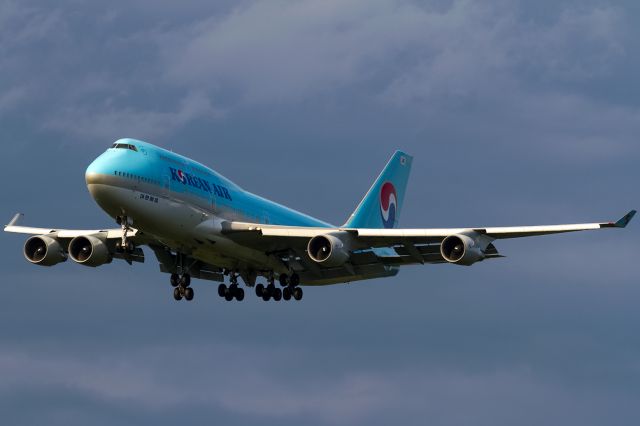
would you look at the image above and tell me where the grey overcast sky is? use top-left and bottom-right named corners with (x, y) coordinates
top-left (1, 0), bottom-right (639, 425)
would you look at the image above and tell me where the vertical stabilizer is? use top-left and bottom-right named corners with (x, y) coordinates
top-left (344, 151), bottom-right (413, 229)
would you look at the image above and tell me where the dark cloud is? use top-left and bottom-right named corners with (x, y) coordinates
top-left (1, 0), bottom-right (639, 425)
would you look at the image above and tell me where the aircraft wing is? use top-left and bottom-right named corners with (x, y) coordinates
top-left (221, 210), bottom-right (636, 280)
top-left (3, 213), bottom-right (150, 265)
top-left (224, 210), bottom-right (635, 244)
top-left (4, 214), bottom-right (134, 240)
top-left (348, 209), bottom-right (637, 243)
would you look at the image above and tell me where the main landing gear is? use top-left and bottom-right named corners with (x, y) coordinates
top-left (170, 269), bottom-right (302, 303)
top-left (171, 273), bottom-right (194, 301)
top-left (255, 273), bottom-right (303, 302)
top-left (217, 271), bottom-right (245, 302)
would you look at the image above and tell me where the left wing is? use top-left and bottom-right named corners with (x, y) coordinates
top-left (221, 210), bottom-right (636, 272)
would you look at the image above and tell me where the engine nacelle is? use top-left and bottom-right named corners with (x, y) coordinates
top-left (68, 235), bottom-right (112, 267)
top-left (307, 233), bottom-right (351, 267)
top-left (23, 235), bottom-right (67, 266)
top-left (440, 234), bottom-right (486, 266)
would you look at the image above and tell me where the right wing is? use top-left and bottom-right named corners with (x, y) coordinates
top-left (4, 214), bottom-right (222, 280)
top-left (4, 213), bottom-right (130, 240)
top-left (4, 213), bottom-right (145, 265)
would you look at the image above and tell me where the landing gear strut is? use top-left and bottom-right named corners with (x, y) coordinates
top-left (115, 215), bottom-right (135, 253)
top-left (170, 251), bottom-right (195, 301)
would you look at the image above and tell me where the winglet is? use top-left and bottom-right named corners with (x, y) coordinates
top-left (614, 210), bottom-right (636, 228)
top-left (6, 213), bottom-right (23, 228)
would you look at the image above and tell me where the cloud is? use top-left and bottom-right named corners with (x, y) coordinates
top-left (1, 342), bottom-right (637, 426)
top-left (0, 2), bottom-right (63, 49)
top-left (0, 86), bottom-right (30, 113)
top-left (149, 0), bottom-right (640, 165)
top-left (44, 91), bottom-right (224, 141)
top-left (159, 0), bottom-right (625, 106)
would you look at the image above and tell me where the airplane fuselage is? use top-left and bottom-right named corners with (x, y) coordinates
top-left (86, 139), bottom-right (333, 277)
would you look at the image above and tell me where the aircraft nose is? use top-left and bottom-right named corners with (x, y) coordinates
top-left (85, 151), bottom-right (114, 185)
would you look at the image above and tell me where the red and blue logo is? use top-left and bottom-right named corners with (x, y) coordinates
top-left (380, 181), bottom-right (397, 228)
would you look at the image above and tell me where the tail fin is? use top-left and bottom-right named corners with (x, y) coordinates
top-left (344, 151), bottom-right (413, 229)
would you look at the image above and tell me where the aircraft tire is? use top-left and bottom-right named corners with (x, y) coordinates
top-left (256, 284), bottom-right (264, 297)
top-left (170, 273), bottom-right (179, 287)
top-left (173, 288), bottom-right (182, 301)
top-left (224, 290), bottom-right (234, 301)
top-left (290, 273), bottom-right (300, 287)
top-left (279, 273), bottom-right (289, 287)
top-left (235, 288), bottom-right (245, 301)
top-left (185, 287), bottom-right (194, 301)
top-left (273, 288), bottom-right (282, 301)
top-left (181, 274), bottom-right (191, 288)
top-left (283, 287), bottom-right (292, 300)
top-left (262, 292), bottom-right (271, 301)
top-left (218, 284), bottom-right (227, 297)
top-left (293, 287), bottom-right (303, 301)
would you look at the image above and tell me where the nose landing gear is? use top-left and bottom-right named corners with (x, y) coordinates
top-left (115, 215), bottom-right (135, 254)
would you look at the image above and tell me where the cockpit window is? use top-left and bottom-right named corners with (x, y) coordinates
top-left (111, 143), bottom-right (138, 152)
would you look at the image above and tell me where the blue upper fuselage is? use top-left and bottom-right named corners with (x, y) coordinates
top-left (86, 138), bottom-right (333, 228)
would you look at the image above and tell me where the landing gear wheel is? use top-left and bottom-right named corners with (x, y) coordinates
top-left (273, 287), bottom-right (282, 301)
top-left (279, 273), bottom-right (289, 287)
top-left (293, 287), bottom-right (303, 301)
top-left (225, 290), bottom-right (234, 301)
top-left (179, 274), bottom-right (191, 288)
top-left (289, 273), bottom-right (300, 287)
top-left (173, 288), bottom-right (183, 301)
top-left (170, 273), bottom-right (179, 287)
top-left (218, 284), bottom-right (227, 297)
top-left (256, 283), bottom-right (264, 297)
top-left (283, 286), bottom-right (292, 300)
top-left (235, 287), bottom-right (245, 301)
top-left (262, 291), bottom-right (271, 301)
top-left (184, 287), bottom-right (194, 301)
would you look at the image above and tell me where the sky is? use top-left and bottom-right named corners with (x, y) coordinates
top-left (0, 0), bottom-right (638, 424)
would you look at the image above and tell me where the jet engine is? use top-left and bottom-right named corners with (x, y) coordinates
top-left (307, 233), bottom-right (351, 267)
top-left (23, 235), bottom-right (67, 266)
top-left (440, 234), bottom-right (486, 266)
top-left (68, 235), bottom-right (112, 267)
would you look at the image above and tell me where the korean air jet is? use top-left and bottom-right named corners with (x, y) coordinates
top-left (4, 139), bottom-right (636, 302)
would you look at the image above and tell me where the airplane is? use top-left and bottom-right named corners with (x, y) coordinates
top-left (4, 138), bottom-right (636, 303)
